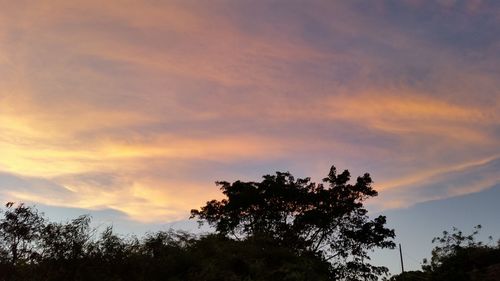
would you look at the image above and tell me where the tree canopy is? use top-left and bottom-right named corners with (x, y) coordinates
top-left (191, 165), bottom-right (396, 280)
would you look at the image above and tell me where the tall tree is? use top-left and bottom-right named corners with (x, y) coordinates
top-left (191, 165), bottom-right (395, 281)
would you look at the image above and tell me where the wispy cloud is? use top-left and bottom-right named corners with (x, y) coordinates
top-left (375, 156), bottom-right (500, 210)
top-left (0, 1), bottom-right (498, 222)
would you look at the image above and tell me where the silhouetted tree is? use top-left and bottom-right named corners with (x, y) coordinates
top-left (390, 225), bottom-right (500, 281)
top-left (191, 165), bottom-right (395, 280)
top-left (40, 215), bottom-right (91, 261)
top-left (423, 225), bottom-right (500, 281)
top-left (423, 225), bottom-right (487, 272)
top-left (0, 202), bottom-right (45, 265)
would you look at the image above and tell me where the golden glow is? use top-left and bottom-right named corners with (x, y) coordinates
top-left (1, 0), bottom-right (499, 222)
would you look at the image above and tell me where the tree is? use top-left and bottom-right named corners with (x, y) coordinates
top-left (191, 165), bottom-right (395, 280)
top-left (0, 202), bottom-right (45, 264)
top-left (422, 225), bottom-right (500, 281)
top-left (390, 226), bottom-right (500, 281)
top-left (40, 215), bottom-right (92, 261)
top-left (423, 225), bottom-right (487, 272)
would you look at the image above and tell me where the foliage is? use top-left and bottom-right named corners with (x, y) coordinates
top-left (0, 202), bottom-right (45, 264)
top-left (0, 203), bottom-right (335, 281)
top-left (41, 215), bottom-right (92, 261)
top-left (387, 270), bottom-right (429, 281)
top-left (390, 225), bottom-right (500, 281)
top-left (191, 165), bottom-right (395, 280)
top-left (187, 234), bottom-right (334, 281)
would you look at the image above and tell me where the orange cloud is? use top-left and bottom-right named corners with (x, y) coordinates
top-left (0, 0), bottom-right (499, 223)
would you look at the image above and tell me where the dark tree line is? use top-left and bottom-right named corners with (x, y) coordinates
top-left (0, 202), bottom-right (333, 281)
top-left (0, 165), bottom-right (396, 281)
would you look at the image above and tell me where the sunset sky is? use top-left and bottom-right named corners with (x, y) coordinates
top-left (1, 0), bottom-right (499, 273)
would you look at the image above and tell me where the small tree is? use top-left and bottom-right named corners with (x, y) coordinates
top-left (421, 225), bottom-right (500, 281)
top-left (391, 225), bottom-right (500, 281)
top-left (0, 202), bottom-right (45, 264)
top-left (41, 215), bottom-right (92, 260)
top-left (423, 225), bottom-right (487, 271)
top-left (191, 165), bottom-right (395, 280)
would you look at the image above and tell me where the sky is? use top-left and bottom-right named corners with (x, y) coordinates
top-left (1, 0), bottom-right (499, 274)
